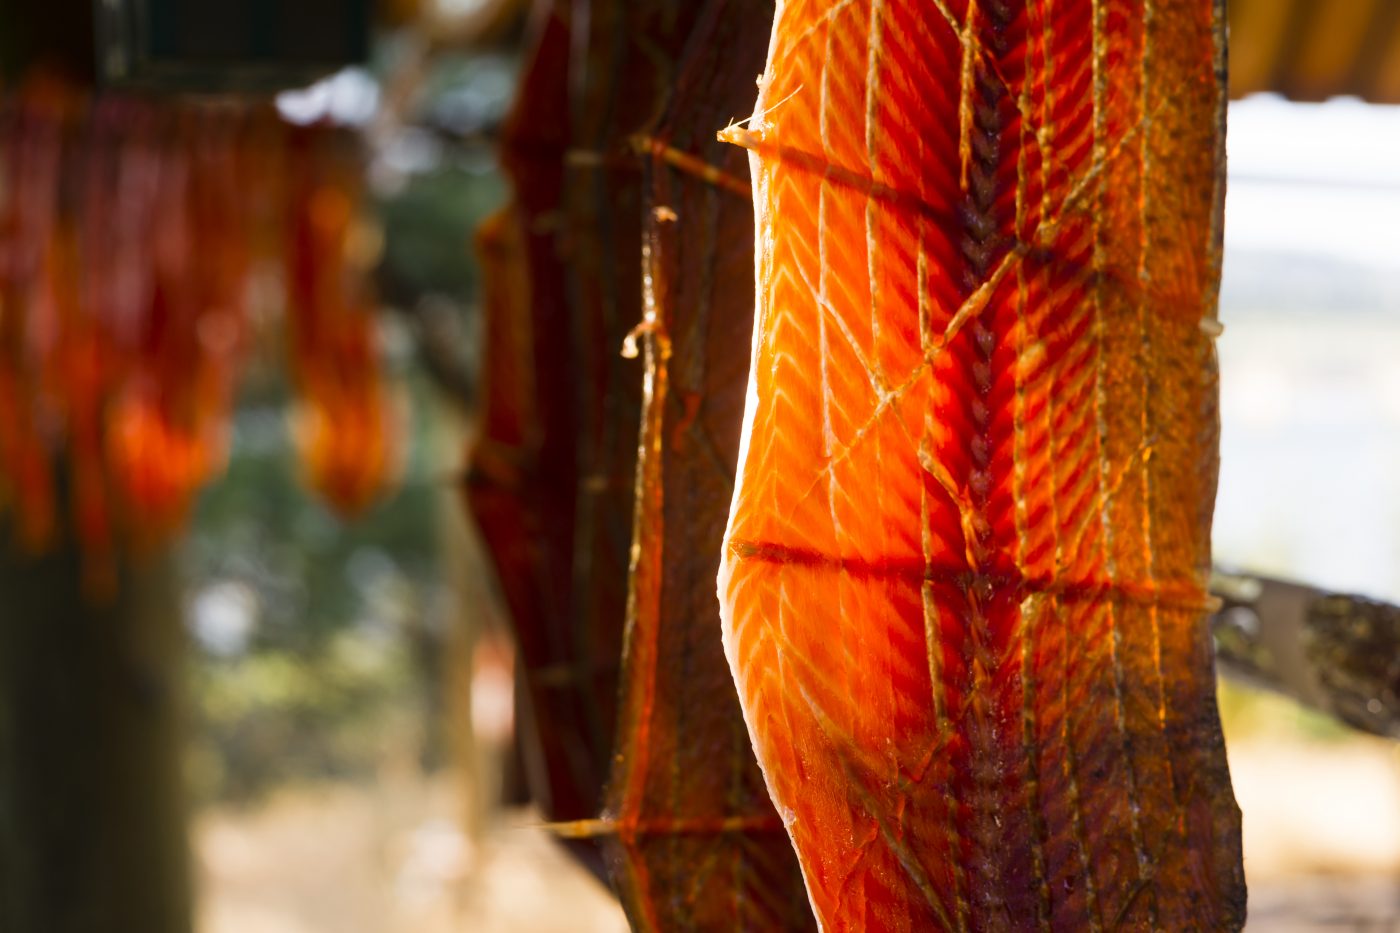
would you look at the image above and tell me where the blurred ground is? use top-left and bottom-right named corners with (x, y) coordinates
top-left (1227, 688), bottom-right (1400, 930)
top-left (195, 773), bottom-right (626, 933)
top-left (191, 717), bottom-right (1400, 932)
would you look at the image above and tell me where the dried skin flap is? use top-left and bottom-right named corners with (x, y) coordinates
top-left (469, 6), bottom-right (621, 832)
top-left (719, 0), bottom-right (1244, 929)
top-left (468, 0), bottom-right (743, 866)
top-left (602, 1), bottom-right (815, 929)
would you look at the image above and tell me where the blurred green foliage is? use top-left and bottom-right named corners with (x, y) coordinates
top-left (182, 369), bottom-right (451, 805)
top-left (1217, 678), bottom-right (1353, 744)
top-left (376, 51), bottom-right (516, 311)
top-left (379, 163), bottom-right (499, 306)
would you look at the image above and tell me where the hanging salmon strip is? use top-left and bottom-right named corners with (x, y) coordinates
top-left (467, 2), bottom-right (642, 852)
top-left (719, 1), bottom-right (1245, 929)
top-left (602, 0), bottom-right (815, 927)
top-left (473, 2), bottom-right (814, 922)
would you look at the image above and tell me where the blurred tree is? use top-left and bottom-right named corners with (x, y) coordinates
top-left (182, 369), bottom-right (448, 803)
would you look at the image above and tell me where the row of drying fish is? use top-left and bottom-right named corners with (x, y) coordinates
top-left (468, 1), bottom-right (1245, 929)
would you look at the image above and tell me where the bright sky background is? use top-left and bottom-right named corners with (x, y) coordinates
top-left (1225, 94), bottom-right (1400, 271)
top-left (1217, 95), bottom-right (1400, 598)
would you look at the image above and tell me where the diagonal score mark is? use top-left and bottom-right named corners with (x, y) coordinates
top-left (780, 223), bottom-right (1072, 525)
top-left (916, 422), bottom-right (984, 572)
top-left (790, 251), bottom-right (887, 401)
top-left (778, 0), bottom-right (862, 63)
top-left (930, 0), bottom-right (962, 36)
top-left (724, 83), bottom-right (1165, 279)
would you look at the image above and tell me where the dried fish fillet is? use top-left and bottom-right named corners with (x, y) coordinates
top-left (719, 1), bottom-right (1245, 928)
top-left (603, 1), bottom-right (815, 928)
top-left (470, 4), bottom-right (812, 924)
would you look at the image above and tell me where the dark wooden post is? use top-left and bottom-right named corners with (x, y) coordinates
top-left (0, 540), bottom-right (191, 933)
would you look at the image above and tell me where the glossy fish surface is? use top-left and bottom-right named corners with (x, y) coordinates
top-left (719, 1), bottom-right (1245, 929)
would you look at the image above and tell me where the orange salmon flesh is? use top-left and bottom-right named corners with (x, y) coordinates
top-left (719, 0), bottom-right (1245, 929)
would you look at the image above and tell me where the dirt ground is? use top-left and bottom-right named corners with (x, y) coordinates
top-left (195, 775), bottom-right (625, 933)
top-left (195, 738), bottom-right (1400, 932)
top-left (1229, 737), bottom-right (1400, 930)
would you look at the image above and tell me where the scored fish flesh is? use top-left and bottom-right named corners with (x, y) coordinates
top-left (719, 0), bottom-right (1245, 929)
